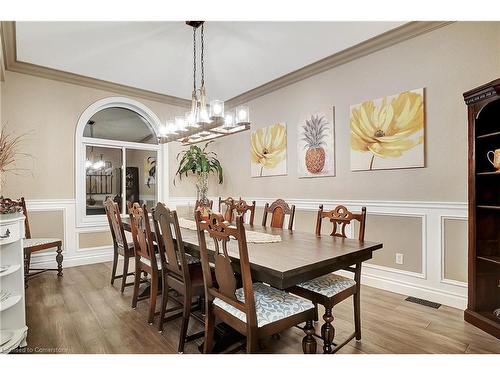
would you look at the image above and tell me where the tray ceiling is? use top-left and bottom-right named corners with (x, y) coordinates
top-left (15, 21), bottom-right (405, 101)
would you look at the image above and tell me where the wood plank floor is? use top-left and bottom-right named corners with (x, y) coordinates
top-left (19, 261), bottom-right (500, 354)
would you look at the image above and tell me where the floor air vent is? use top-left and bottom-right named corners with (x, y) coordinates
top-left (405, 296), bottom-right (441, 309)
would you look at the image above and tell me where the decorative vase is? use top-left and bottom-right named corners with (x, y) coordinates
top-left (195, 172), bottom-right (210, 219)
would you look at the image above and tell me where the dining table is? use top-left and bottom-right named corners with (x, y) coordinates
top-left (122, 216), bottom-right (383, 353)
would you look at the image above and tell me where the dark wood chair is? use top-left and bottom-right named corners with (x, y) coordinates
top-left (195, 211), bottom-right (317, 354)
top-left (289, 204), bottom-right (366, 354)
top-left (152, 202), bottom-right (205, 353)
top-left (218, 196), bottom-right (235, 222)
top-left (104, 198), bottom-right (135, 293)
top-left (262, 199), bottom-right (296, 230)
top-left (232, 198), bottom-right (256, 225)
top-left (195, 199), bottom-right (213, 211)
top-left (129, 203), bottom-right (160, 324)
top-left (20, 197), bottom-right (63, 283)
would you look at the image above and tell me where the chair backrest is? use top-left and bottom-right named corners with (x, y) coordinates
top-left (19, 197), bottom-right (31, 239)
top-left (195, 211), bottom-right (257, 328)
top-left (262, 199), bottom-right (295, 230)
top-left (104, 198), bottom-right (129, 249)
top-left (315, 204), bottom-right (366, 241)
top-left (129, 203), bottom-right (158, 269)
top-left (233, 198), bottom-right (256, 225)
top-left (218, 197), bottom-right (235, 222)
top-left (152, 202), bottom-right (190, 282)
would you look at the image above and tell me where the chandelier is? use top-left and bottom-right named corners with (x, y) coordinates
top-left (159, 21), bottom-right (250, 144)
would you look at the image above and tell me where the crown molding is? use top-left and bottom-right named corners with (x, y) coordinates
top-left (226, 21), bottom-right (454, 107)
top-left (0, 21), bottom-right (191, 108)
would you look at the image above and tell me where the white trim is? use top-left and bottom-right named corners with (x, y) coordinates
top-left (440, 215), bottom-right (468, 287)
top-left (169, 195), bottom-right (468, 309)
top-left (75, 97), bottom-right (164, 228)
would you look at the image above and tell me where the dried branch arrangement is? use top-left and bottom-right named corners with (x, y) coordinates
top-left (0, 127), bottom-right (31, 186)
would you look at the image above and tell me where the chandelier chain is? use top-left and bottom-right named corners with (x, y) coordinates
top-left (201, 23), bottom-right (205, 87)
top-left (193, 26), bottom-right (197, 92)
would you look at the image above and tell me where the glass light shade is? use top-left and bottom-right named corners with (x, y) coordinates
top-left (185, 111), bottom-right (198, 129)
top-left (222, 111), bottom-right (235, 129)
top-left (93, 160), bottom-right (105, 170)
top-left (85, 160), bottom-right (93, 169)
top-left (175, 116), bottom-right (186, 132)
top-left (166, 121), bottom-right (176, 134)
top-left (210, 100), bottom-right (224, 119)
top-left (196, 106), bottom-right (211, 126)
top-left (236, 105), bottom-right (250, 125)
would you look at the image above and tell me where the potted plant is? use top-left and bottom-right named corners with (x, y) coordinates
top-left (175, 141), bottom-right (223, 216)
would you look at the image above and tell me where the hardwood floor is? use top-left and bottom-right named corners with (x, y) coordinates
top-left (19, 261), bottom-right (500, 354)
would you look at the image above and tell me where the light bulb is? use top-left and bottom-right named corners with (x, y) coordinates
top-left (236, 105), bottom-right (250, 125)
top-left (210, 100), bottom-right (224, 119)
top-left (175, 116), bottom-right (186, 132)
top-left (223, 111), bottom-right (235, 129)
top-left (85, 160), bottom-right (92, 169)
top-left (159, 124), bottom-right (169, 137)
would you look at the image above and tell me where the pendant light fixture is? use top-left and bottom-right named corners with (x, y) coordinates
top-left (159, 21), bottom-right (251, 144)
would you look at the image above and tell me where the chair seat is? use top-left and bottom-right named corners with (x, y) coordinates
top-left (213, 282), bottom-right (314, 328)
top-left (296, 273), bottom-right (356, 298)
top-left (24, 238), bottom-right (62, 250)
top-left (140, 253), bottom-right (200, 270)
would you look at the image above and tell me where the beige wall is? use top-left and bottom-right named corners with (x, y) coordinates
top-left (79, 231), bottom-right (113, 249)
top-left (28, 210), bottom-right (64, 242)
top-left (169, 22), bottom-right (500, 202)
top-left (1, 71), bottom-right (185, 199)
top-left (443, 218), bottom-right (468, 283)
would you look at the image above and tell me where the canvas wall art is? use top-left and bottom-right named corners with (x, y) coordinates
top-left (144, 156), bottom-right (156, 187)
top-left (297, 108), bottom-right (335, 178)
top-left (350, 88), bottom-right (425, 171)
top-left (250, 123), bottom-right (287, 177)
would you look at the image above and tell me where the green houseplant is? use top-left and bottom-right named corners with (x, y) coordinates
top-left (175, 141), bottom-right (223, 207)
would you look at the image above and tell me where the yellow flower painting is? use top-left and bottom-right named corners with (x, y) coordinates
top-left (250, 123), bottom-right (287, 177)
top-left (350, 88), bottom-right (425, 171)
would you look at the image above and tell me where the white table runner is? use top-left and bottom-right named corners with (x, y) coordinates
top-left (178, 218), bottom-right (282, 244)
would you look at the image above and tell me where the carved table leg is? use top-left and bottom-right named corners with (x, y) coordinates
top-left (302, 320), bottom-right (317, 354)
top-left (56, 245), bottom-right (63, 276)
top-left (321, 306), bottom-right (335, 353)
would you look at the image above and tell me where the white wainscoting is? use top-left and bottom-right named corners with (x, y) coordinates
top-left (169, 196), bottom-right (468, 309)
top-left (26, 197), bottom-right (468, 309)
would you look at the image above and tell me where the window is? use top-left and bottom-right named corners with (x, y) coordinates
top-left (76, 98), bottom-right (163, 227)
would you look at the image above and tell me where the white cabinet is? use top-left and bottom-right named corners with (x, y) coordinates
top-left (0, 213), bottom-right (28, 353)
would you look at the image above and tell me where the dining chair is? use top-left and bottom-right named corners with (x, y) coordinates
top-left (20, 197), bottom-right (63, 284)
top-left (104, 198), bottom-right (135, 293)
top-left (195, 211), bottom-right (317, 354)
top-left (218, 196), bottom-right (235, 222)
top-left (261, 199), bottom-right (296, 230)
top-left (232, 198), bottom-right (256, 225)
top-left (289, 204), bottom-right (366, 354)
top-left (195, 199), bottom-right (213, 211)
top-left (129, 203), bottom-right (161, 324)
top-left (152, 202), bottom-right (205, 353)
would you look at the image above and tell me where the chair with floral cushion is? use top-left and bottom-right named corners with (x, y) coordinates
top-left (232, 198), bottom-right (256, 225)
top-left (195, 211), bottom-right (317, 354)
top-left (129, 203), bottom-right (161, 324)
top-left (218, 196), bottom-right (235, 222)
top-left (288, 204), bottom-right (366, 354)
top-left (261, 198), bottom-right (296, 230)
top-left (20, 197), bottom-right (63, 284)
top-left (104, 198), bottom-right (135, 293)
top-left (152, 202), bottom-right (205, 352)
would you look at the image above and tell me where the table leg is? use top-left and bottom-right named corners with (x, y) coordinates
top-left (302, 320), bottom-right (317, 354)
top-left (321, 306), bottom-right (335, 353)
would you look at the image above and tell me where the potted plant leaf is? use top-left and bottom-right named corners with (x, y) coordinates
top-left (175, 141), bottom-right (223, 217)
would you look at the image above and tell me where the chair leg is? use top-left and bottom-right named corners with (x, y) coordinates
top-left (313, 302), bottom-right (319, 322)
top-left (203, 303), bottom-right (215, 354)
top-left (120, 255), bottom-right (129, 294)
top-left (110, 246), bottom-right (118, 286)
top-left (147, 272), bottom-right (158, 325)
top-left (132, 262), bottom-right (141, 309)
top-left (321, 306), bottom-right (335, 354)
top-left (24, 249), bottom-right (32, 287)
top-left (302, 320), bottom-right (317, 354)
top-left (354, 290), bottom-right (361, 340)
top-left (56, 245), bottom-right (63, 276)
top-left (178, 291), bottom-right (192, 353)
top-left (158, 273), bottom-right (169, 333)
top-left (246, 334), bottom-right (259, 354)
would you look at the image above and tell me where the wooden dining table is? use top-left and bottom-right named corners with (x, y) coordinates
top-left (122, 217), bottom-right (383, 352)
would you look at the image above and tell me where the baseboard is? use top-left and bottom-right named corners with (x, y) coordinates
top-left (336, 269), bottom-right (467, 310)
top-left (30, 247), bottom-right (114, 269)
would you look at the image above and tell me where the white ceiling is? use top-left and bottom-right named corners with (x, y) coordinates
top-left (15, 21), bottom-right (405, 100)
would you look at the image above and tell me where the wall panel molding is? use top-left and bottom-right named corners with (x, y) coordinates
top-left (170, 196), bottom-right (468, 309)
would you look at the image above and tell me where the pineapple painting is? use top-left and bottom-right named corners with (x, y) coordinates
top-left (297, 110), bottom-right (335, 178)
